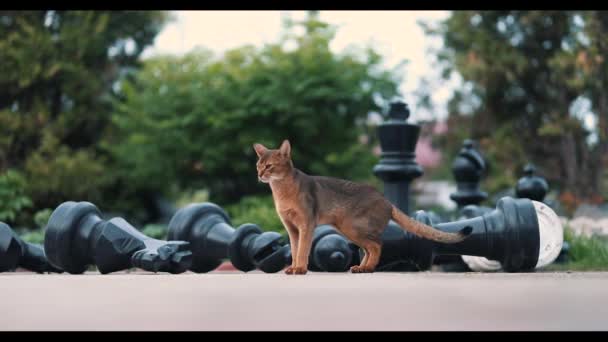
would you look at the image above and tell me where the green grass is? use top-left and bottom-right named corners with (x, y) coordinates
top-left (545, 227), bottom-right (608, 271)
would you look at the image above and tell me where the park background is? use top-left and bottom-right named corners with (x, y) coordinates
top-left (1, 10), bottom-right (607, 270)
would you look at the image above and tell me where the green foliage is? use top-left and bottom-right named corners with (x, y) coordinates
top-left (174, 189), bottom-right (210, 210)
top-left (23, 133), bottom-right (111, 210)
top-left (141, 223), bottom-right (168, 240)
top-left (0, 169), bottom-right (32, 223)
top-left (547, 227), bottom-right (608, 271)
top-left (225, 195), bottom-right (284, 233)
top-left (107, 13), bottom-right (402, 207)
top-left (19, 228), bottom-right (45, 245)
top-left (0, 11), bottom-right (170, 226)
top-left (424, 11), bottom-right (608, 206)
top-left (33, 208), bottom-right (52, 229)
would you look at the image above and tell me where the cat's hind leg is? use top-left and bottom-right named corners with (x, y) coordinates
top-left (350, 248), bottom-right (368, 273)
top-left (346, 220), bottom-right (383, 273)
top-left (359, 240), bottom-right (381, 272)
top-left (350, 239), bottom-right (381, 273)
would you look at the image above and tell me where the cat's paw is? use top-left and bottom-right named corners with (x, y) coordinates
top-left (293, 266), bottom-right (308, 275)
top-left (350, 265), bottom-right (374, 273)
top-left (286, 266), bottom-right (307, 275)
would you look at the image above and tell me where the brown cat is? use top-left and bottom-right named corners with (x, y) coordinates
top-left (254, 140), bottom-right (471, 275)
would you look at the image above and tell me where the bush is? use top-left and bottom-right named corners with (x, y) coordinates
top-left (0, 169), bottom-right (32, 223)
top-left (0, 11), bottom-right (170, 225)
top-left (141, 223), bottom-right (168, 240)
top-left (19, 229), bottom-right (45, 245)
top-left (34, 208), bottom-right (53, 229)
top-left (24, 133), bottom-right (112, 212)
top-left (107, 13), bottom-right (402, 207)
top-left (226, 195), bottom-right (284, 233)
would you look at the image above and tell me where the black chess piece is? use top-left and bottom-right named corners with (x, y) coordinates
top-left (516, 164), bottom-right (549, 202)
top-left (0, 222), bottom-right (62, 273)
top-left (376, 197), bottom-right (563, 272)
top-left (167, 202), bottom-right (290, 273)
top-left (439, 139), bottom-right (491, 271)
top-left (308, 225), bottom-right (360, 272)
top-left (372, 100), bottom-right (423, 215)
top-left (44, 201), bottom-right (193, 274)
top-left (515, 163), bottom-right (569, 264)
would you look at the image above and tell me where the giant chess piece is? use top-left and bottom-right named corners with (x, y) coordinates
top-left (308, 225), bottom-right (361, 272)
top-left (370, 99), bottom-right (425, 272)
top-left (167, 202), bottom-right (291, 273)
top-left (515, 164), bottom-right (569, 263)
top-left (439, 139), bottom-right (491, 271)
top-left (516, 164), bottom-right (549, 202)
top-left (0, 222), bottom-right (62, 273)
top-left (450, 139), bottom-right (489, 210)
top-left (376, 197), bottom-right (563, 272)
top-left (372, 100), bottom-right (423, 215)
top-left (462, 164), bottom-right (568, 270)
top-left (44, 201), bottom-right (193, 274)
top-left (169, 202), bottom-right (366, 273)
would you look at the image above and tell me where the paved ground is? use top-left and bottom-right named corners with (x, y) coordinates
top-left (1, 270), bottom-right (607, 331)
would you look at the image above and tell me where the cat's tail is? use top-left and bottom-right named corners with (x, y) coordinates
top-left (391, 205), bottom-right (471, 243)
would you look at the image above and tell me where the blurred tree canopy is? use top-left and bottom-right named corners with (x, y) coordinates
top-left (423, 11), bottom-right (608, 211)
top-left (107, 12), bottom-right (403, 209)
top-left (0, 11), bottom-right (170, 225)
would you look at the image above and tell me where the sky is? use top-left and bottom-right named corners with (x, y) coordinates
top-left (141, 10), bottom-right (458, 122)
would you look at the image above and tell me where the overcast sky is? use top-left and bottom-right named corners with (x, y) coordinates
top-left (142, 10), bottom-right (459, 122)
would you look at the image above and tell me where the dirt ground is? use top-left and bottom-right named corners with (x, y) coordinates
top-left (1, 270), bottom-right (607, 331)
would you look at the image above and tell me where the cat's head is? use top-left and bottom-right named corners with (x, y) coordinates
top-left (253, 140), bottom-right (293, 183)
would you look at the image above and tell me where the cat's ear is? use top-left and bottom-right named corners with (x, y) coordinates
top-left (279, 139), bottom-right (291, 157)
top-left (253, 143), bottom-right (268, 158)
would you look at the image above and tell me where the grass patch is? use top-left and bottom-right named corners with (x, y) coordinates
top-left (545, 227), bottom-right (608, 271)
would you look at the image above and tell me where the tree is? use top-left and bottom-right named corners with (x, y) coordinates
top-left (0, 11), bottom-right (169, 224)
top-left (108, 13), bottom-right (403, 209)
top-left (423, 11), bottom-right (608, 210)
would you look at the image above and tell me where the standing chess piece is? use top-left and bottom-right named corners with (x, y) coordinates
top-left (371, 100), bottom-right (426, 271)
top-left (373, 100), bottom-right (423, 215)
top-left (441, 139), bottom-right (490, 271)
top-left (516, 164), bottom-right (549, 202)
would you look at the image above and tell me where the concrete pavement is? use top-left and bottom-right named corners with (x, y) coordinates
top-left (1, 271), bottom-right (607, 331)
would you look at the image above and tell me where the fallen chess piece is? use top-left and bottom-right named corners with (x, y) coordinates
top-left (377, 197), bottom-right (563, 272)
top-left (306, 225), bottom-right (360, 272)
top-left (44, 201), bottom-right (192, 274)
top-left (167, 202), bottom-right (363, 273)
top-left (0, 222), bottom-right (63, 273)
top-left (167, 202), bottom-right (290, 273)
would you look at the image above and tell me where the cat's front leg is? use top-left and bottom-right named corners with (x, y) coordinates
top-left (292, 225), bottom-right (314, 275)
top-left (280, 217), bottom-right (299, 274)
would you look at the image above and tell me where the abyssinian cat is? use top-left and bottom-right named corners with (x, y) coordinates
top-left (254, 140), bottom-right (471, 275)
